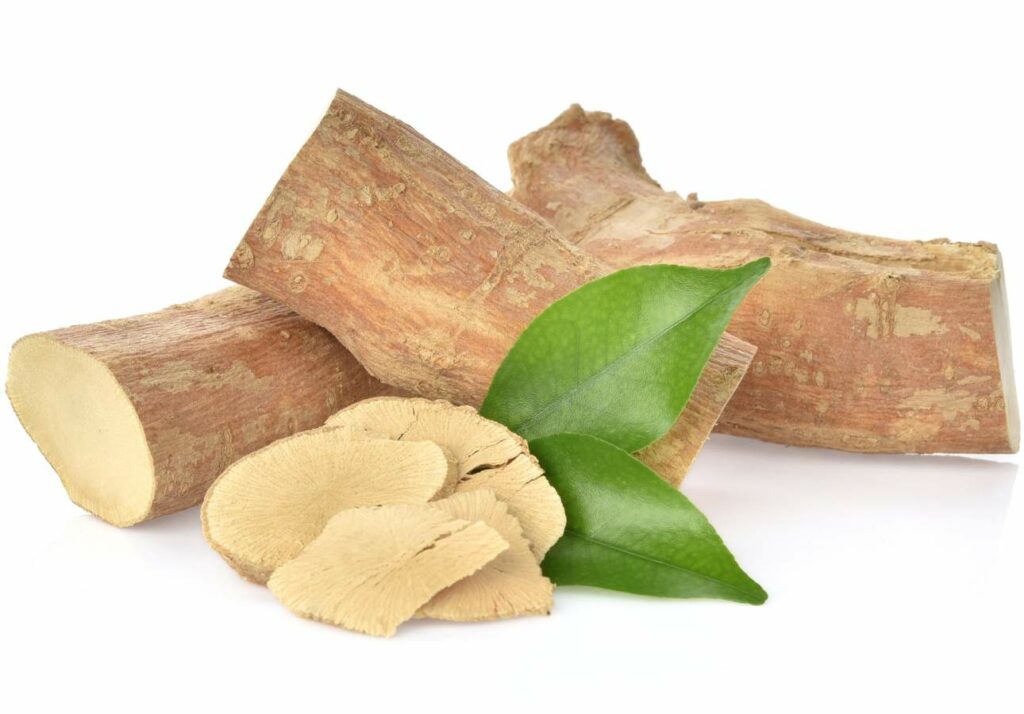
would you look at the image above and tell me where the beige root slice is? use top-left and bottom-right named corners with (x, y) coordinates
top-left (5, 287), bottom-right (391, 527)
top-left (201, 427), bottom-right (448, 583)
top-left (420, 490), bottom-right (553, 621)
top-left (267, 504), bottom-right (508, 637)
top-left (326, 397), bottom-right (565, 558)
top-left (225, 89), bottom-right (757, 486)
top-left (509, 105), bottom-right (1018, 455)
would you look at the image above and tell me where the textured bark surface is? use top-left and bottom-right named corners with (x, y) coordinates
top-left (8, 287), bottom-right (390, 523)
top-left (225, 90), bottom-right (757, 483)
top-left (509, 106), bottom-right (1018, 454)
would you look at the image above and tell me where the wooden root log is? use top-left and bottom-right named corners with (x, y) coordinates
top-left (6, 287), bottom-right (392, 526)
top-left (224, 90), bottom-right (758, 484)
top-left (508, 106), bottom-right (1019, 454)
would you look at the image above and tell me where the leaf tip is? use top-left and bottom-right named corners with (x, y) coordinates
top-left (741, 580), bottom-right (769, 605)
top-left (744, 256), bottom-right (772, 280)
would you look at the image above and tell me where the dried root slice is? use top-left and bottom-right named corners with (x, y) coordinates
top-left (201, 427), bottom-right (448, 583)
top-left (326, 397), bottom-right (565, 559)
top-left (5, 287), bottom-right (391, 527)
top-left (268, 504), bottom-right (508, 637)
top-left (326, 397), bottom-right (519, 495)
top-left (420, 490), bottom-right (553, 621)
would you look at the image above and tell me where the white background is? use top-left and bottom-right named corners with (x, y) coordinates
top-left (1, 1), bottom-right (1021, 712)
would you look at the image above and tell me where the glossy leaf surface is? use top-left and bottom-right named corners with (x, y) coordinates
top-left (481, 260), bottom-right (769, 450)
top-left (532, 433), bottom-right (767, 604)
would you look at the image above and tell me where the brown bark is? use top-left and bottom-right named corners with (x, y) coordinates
top-left (224, 90), bottom-right (757, 485)
top-left (508, 106), bottom-right (1018, 454)
top-left (7, 287), bottom-right (391, 526)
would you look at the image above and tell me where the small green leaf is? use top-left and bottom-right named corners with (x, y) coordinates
top-left (480, 260), bottom-right (769, 451)
top-left (532, 433), bottom-right (767, 604)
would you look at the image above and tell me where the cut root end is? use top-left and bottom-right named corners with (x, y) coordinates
top-left (6, 335), bottom-right (155, 527)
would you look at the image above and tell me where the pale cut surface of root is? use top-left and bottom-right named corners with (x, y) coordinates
top-left (201, 427), bottom-right (449, 583)
top-left (420, 490), bottom-right (554, 621)
top-left (326, 397), bottom-right (566, 559)
top-left (267, 504), bottom-right (508, 637)
top-left (7, 335), bottom-right (155, 526)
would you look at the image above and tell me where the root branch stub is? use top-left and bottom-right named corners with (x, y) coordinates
top-left (509, 105), bottom-right (1019, 454)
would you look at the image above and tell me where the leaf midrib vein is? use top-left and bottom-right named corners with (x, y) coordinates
top-left (513, 275), bottom-right (753, 436)
top-left (561, 529), bottom-right (756, 599)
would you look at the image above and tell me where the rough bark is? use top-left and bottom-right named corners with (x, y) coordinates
top-left (508, 106), bottom-right (1019, 454)
top-left (224, 90), bottom-right (757, 484)
top-left (7, 287), bottom-right (391, 525)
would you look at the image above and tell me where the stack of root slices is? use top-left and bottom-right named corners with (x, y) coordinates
top-left (201, 396), bottom-right (563, 637)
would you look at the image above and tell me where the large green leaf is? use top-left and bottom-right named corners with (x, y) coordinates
top-left (480, 260), bottom-right (769, 451)
top-left (531, 433), bottom-right (767, 604)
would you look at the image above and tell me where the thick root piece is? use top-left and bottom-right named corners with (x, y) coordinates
top-left (267, 504), bottom-right (508, 637)
top-left (6, 287), bottom-right (390, 526)
top-left (420, 490), bottom-right (554, 621)
top-left (326, 397), bottom-right (565, 558)
top-left (509, 106), bottom-right (1019, 454)
top-left (225, 89), bottom-right (756, 485)
top-left (201, 427), bottom-right (448, 583)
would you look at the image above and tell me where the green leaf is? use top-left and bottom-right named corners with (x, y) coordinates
top-left (480, 259), bottom-right (769, 451)
top-left (531, 433), bottom-right (767, 604)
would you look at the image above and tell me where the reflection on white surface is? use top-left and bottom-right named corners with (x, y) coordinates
top-left (4, 431), bottom-right (1020, 711)
top-left (32, 432), bottom-right (1017, 612)
top-left (684, 434), bottom-right (1017, 605)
